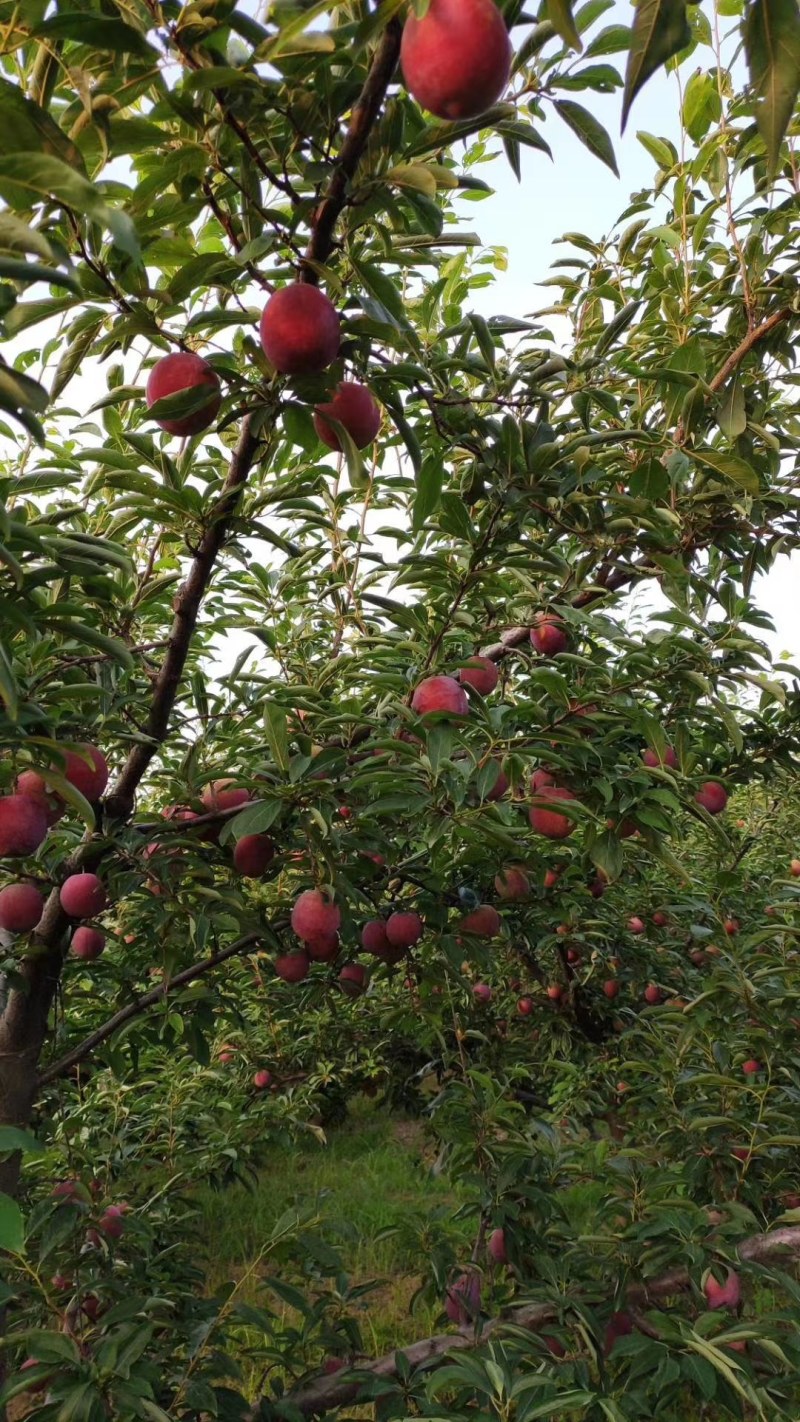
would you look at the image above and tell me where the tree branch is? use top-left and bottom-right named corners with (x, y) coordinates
top-left (708, 307), bottom-right (792, 394)
top-left (301, 16), bottom-right (402, 281)
top-left (37, 933), bottom-right (261, 1086)
top-left (273, 1225), bottom-right (800, 1417)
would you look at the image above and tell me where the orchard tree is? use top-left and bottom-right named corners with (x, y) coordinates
top-left (2, 0), bottom-right (800, 1416)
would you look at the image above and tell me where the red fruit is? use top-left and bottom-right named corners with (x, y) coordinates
top-left (386, 910), bottom-right (423, 949)
top-left (292, 889), bottom-right (341, 944)
top-left (602, 980), bottom-right (619, 999)
top-left (260, 284), bottom-right (340, 376)
top-left (485, 760), bottom-right (509, 802)
top-left (218, 1051), bottom-right (235, 1065)
top-left (695, 780), bottom-right (728, 815)
top-left (704, 1269), bottom-right (741, 1311)
top-left (790, 859), bottom-right (800, 877)
top-left (644, 983), bottom-right (661, 1005)
top-left (52, 1179), bottom-right (83, 1202)
top-left (0, 795), bottom-right (48, 858)
top-left (472, 981), bottom-right (492, 1003)
top-left (51, 1272), bottom-right (72, 1290)
top-left (15, 768), bottom-right (64, 824)
top-left (742, 1059), bottom-right (760, 1076)
top-left (543, 868), bottom-right (560, 889)
top-left (495, 866), bottom-right (529, 900)
top-left (411, 674), bottom-right (469, 717)
top-left (323, 1358), bottom-right (346, 1376)
top-left (71, 926), bottom-right (105, 960)
top-left (529, 786), bottom-right (577, 840)
top-left (233, 834), bottom-right (275, 876)
top-left (253, 1069), bottom-right (272, 1090)
top-left (517, 996), bottom-right (534, 1016)
top-left (98, 1204), bottom-right (126, 1240)
top-left (401, 0), bottom-right (510, 121)
top-left (339, 962), bottom-right (368, 997)
top-left (63, 744), bottom-right (109, 801)
top-left (566, 947), bottom-right (581, 965)
top-left (275, 951), bottom-right (310, 983)
top-left (689, 949), bottom-right (707, 967)
top-left (732, 1146), bottom-right (749, 1161)
top-left (361, 919), bottom-right (390, 955)
top-left (628, 915), bottom-right (645, 935)
top-left (724, 918), bottom-right (739, 936)
top-left (201, 779), bottom-right (250, 813)
top-left (60, 873), bottom-right (107, 919)
top-left (307, 932), bottom-right (340, 963)
top-left (642, 744), bottom-right (678, 769)
top-left (652, 911), bottom-right (668, 928)
top-left (488, 1227), bottom-right (507, 1264)
top-left (0, 882), bottom-right (43, 932)
top-left (530, 612), bottom-right (568, 656)
top-left (313, 380), bottom-right (381, 451)
top-left (604, 1311), bottom-right (634, 1356)
top-left (544, 1335), bottom-right (566, 1358)
top-left (146, 352), bottom-right (221, 437)
top-left (546, 984), bottom-right (563, 1002)
top-left (459, 904), bottom-right (501, 938)
top-left (530, 768), bottom-right (558, 792)
top-left (444, 1271), bottom-right (481, 1324)
top-left (458, 655), bottom-right (499, 696)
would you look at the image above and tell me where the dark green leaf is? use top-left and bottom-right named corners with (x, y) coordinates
top-left (622, 0), bottom-right (691, 128)
top-left (554, 99), bottom-right (619, 174)
top-left (744, 0), bottom-right (800, 171)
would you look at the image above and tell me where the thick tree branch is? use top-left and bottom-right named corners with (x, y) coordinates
top-left (708, 307), bottom-right (792, 394)
top-left (273, 1225), bottom-right (800, 1417)
top-left (37, 933), bottom-right (261, 1086)
top-left (301, 16), bottom-right (402, 281)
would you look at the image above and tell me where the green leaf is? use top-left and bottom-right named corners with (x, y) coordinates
top-left (622, 0), bottom-right (691, 129)
top-left (694, 448), bottom-right (759, 493)
top-left (554, 100), bottom-right (619, 174)
top-left (0, 79), bottom-right (84, 169)
top-left (0, 1192), bottom-right (24, 1253)
top-left (682, 68), bottom-right (722, 142)
top-left (744, 0), bottom-right (800, 171)
top-left (264, 703), bottom-right (290, 772)
top-left (717, 378), bottom-right (747, 440)
top-left (546, 0), bottom-right (583, 51)
top-left (593, 299), bottom-right (641, 357)
top-left (0, 1125), bottom-right (42, 1157)
top-left (34, 13), bottom-right (155, 55)
top-left (412, 453), bottom-right (445, 533)
top-left (0, 155), bottom-right (139, 259)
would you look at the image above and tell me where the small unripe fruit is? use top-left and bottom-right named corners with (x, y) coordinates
top-left (0, 882), bottom-right (43, 932)
top-left (146, 352), bottom-right (221, 437)
top-left (642, 744), bottom-right (678, 769)
top-left (530, 612), bottom-right (568, 656)
top-left (495, 866), bottom-right (529, 900)
top-left (386, 911), bottom-right (423, 949)
top-left (233, 834), bottom-right (275, 876)
top-left (695, 780), bottom-right (728, 815)
top-left (517, 996), bottom-right (534, 1015)
top-left (339, 962), bottom-right (368, 997)
top-left (0, 795), bottom-right (48, 858)
top-left (275, 951), bottom-right (310, 983)
top-left (291, 889), bottom-right (341, 944)
top-left (201, 779), bottom-right (250, 813)
top-left (488, 1227), bottom-right (507, 1264)
top-left (458, 655), bottom-right (498, 696)
top-left (472, 981), bottom-right (492, 1003)
top-left (60, 873), bottom-right (107, 919)
top-left (644, 983), bottom-right (661, 1005)
top-left (71, 926), bottom-right (105, 960)
top-left (444, 1271), bottom-right (481, 1324)
top-left (260, 284), bottom-right (340, 375)
top-left (253, 1069), bottom-right (272, 1090)
top-left (411, 675), bottom-right (469, 717)
top-left (459, 904), bottom-right (501, 938)
top-left (628, 915), bottom-right (645, 935)
top-left (704, 1269), bottom-right (741, 1310)
top-left (401, 0), bottom-right (511, 121)
top-left (529, 786), bottom-right (577, 840)
top-left (313, 380), bottom-right (381, 451)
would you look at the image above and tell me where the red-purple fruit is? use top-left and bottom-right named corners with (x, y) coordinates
top-left (458, 655), bottom-right (498, 696)
top-left (704, 1269), bottom-right (741, 1310)
top-left (530, 612), bottom-right (568, 656)
top-left (488, 1227), bottom-right (507, 1264)
top-left (495, 866), bottom-right (529, 900)
top-left (201, 779), bottom-right (250, 813)
top-left (15, 769), bottom-right (64, 825)
top-left (386, 911), bottom-right (423, 949)
top-left (411, 675), bottom-right (469, 717)
top-left (401, 0), bottom-right (511, 121)
top-left (695, 781), bottom-right (728, 815)
top-left (260, 284), bottom-right (340, 376)
top-left (444, 1270), bottom-right (481, 1324)
top-left (472, 981), bottom-right (492, 1003)
top-left (339, 962), bottom-right (368, 997)
top-left (253, 1069), bottom-right (272, 1090)
top-left (0, 795), bottom-right (48, 858)
top-left (644, 983), bottom-right (661, 1005)
top-left (361, 919), bottom-right (391, 955)
top-left (275, 951), bottom-right (310, 983)
top-left (628, 915), bottom-right (645, 935)
top-left (0, 882), bottom-right (43, 932)
top-left (459, 904), bottom-right (501, 938)
top-left (313, 380), bottom-right (381, 450)
top-left (642, 744), bottom-right (678, 769)
top-left (517, 996), bottom-right (534, 1016)
top-left (98, 1204), bottom-right (127, 1239)
top-left (529, 786), bottom-right (577, 840)
top-left (604, 1310), bottom-right (634, 1356)
top-left (63, 744), bottom-right (109, 801)
top-left (742, 1059), bottom-right (760, 1076)
top-left (233, 834), bottom-right (275, 876)
top-left (307, 932), bottom-right (340, 963)
top-left (71, 927), bottom-right (105, 960)
top-left (291, 889), bottom-right (341, 944)
top-left (146, 352), bottom-right (221, 437)
top-left (60, 873), bottom-right (107, 919)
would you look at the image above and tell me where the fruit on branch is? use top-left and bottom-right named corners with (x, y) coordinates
top-left (400, 0), bottom-right (511, 121)
top-left (361, 919), bottom-right (391, 955)
top-left (488, 1227), bottom-right (507, 1264)
top-left (275, 950), bottom-right (310, 983)
top-left (233, 834), bottom-right (275, 876)
top-left (308, 932), bottom-right (340, 963)
top-left (724, 917), bottom-right (739, 936)
top-left (644, 983), bottom-right (662, 1005)
top-left (602, 980), bottom-right (619, 999)
top-left (15, 769), bottom-right (64, 825)
top-left (529, 785), bottom-right (578, 840)
top-left (530, 612), bottom-right (568, 655)
top-left (0, 881), bottom-right (43, 932)
top-left (386, 910), bottom-right (423, 949)
top-left (201, 779), bottom-right (251, 813)
top-left (546, 984), bottom-right (563, 1002)
top-left (260, 284), bottom-right (341, 375)
top-left (291, 889), bottom-right (341, 944)
top-left (704, 1269), bottom-right (741, 1310)
top-left (484, 759), bottom-right (509, 802)
top-left (604, 1310), bottom-right (634, 1356)
top-left (742, 1059), bottom-right (761, 1076)
top-left (459, 904), bottom-right (501, 938)
top-left (695, 781), bottom-right (728, 815)
top-left (589, 877), bottom-right (606, 899)
top-left (60, 873), bottom-right (107, 918)
top-left (253, 1069), bottom-right (272, 1090)
top-left (544, 867), bottom-right (560, 889)
top-left (63, 744), bottom-right (109, 801)
top-left (71, 927), bottom-right (105, 960)
top-left (339, 961), bottom-right (368, 997)
top-left (458, 655), bottom-right (499, 696)
top-left (495, 866), bottom-right (529, 899)
top-left (98, 1204), bottom-right (127, 1239)
top-left (791, 859), bottom-right (800, 877)
top-left (313, 380), bottom-right (381, 450)
top-left (628, 916), bottom-right (645, 935)
top-left (444, 1270), bottom-right (481, 1324)
top-left (411, 674), bottom-right (469, 717)
top-left (472, 981), bottom-right (492, 1002)
top-left (566, 946), bottom-right (581, 964)
top-left (517, 996), bottom-right (534, 1015)
top-left (642, 743), bottom-right (678, 769)
top-left (146, 352), bottom-right (221, 437)
top-left (652, 910), bottom-right (668, 928)
top-left (0, 795), bottom-right (48, 858)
